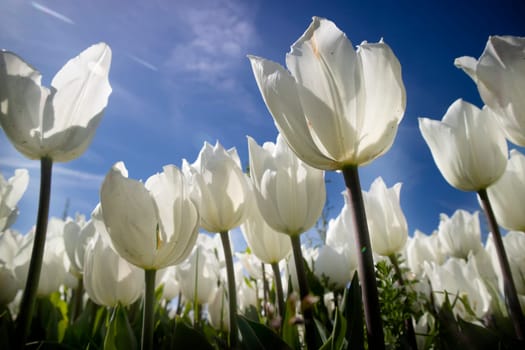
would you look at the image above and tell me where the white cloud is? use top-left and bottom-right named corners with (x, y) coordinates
top-left (31, 2), bottom-right (75, 25)
top-left (164, 0), bottom-right (259, 86)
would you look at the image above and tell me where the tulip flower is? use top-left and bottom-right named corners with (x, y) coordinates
top-left (419, 99), bottom-right (508, 192)
top-left (363, 177), bottom-right (408, 257)
top-left (208, 286), bottom-right (230, 332)
top-left (156, 266), bottom-right (180, 302)
top-left (100, 162), bottom-right (199, 350)
top-left (248, 134), bottom-right (325, 341)
top-left (63, 217), bottom-right (94, 278)
top-left (100, 162), bottom-right (199, 270)
top-left (455, 36), bottom-right (525, 146)
top-left (0, 43), bottom-right (112, 162)
top-left (437, 210), bottom-right (483, 260)
top-left (424, 258), bottom-right (493, 321)
top-left (63, 217), bottom-right (95, 320)
top-left (83, 233), bottom-right (143, 307)
top-left (14, 218), bottom-right (75, 296)
top-left (249, 17), bottom-right (407, 347)
top-left (0, 230), bottom-right (20, 305)
top-left (315, 197), bottom-right (358, 289)
top-left (487, 149), bottom-right (525, 231)
top-left (183, 141), bottom-right (252, 346)
top-left (0, 169), bottom-right (29, 232)
top-left (405, 230), bottom-right (444, 276)
top-left (420, 98), bottom-right (525, 338)
top-left (248, 135), bottom-right (325, 236)
top-left (240, 199), bottom-right (292, 319)
top-left (175, 243), bottom-right (220, 305)
top-left (248, 18), bottom-right (405, 171)
top-left (0, 43), bottom-right (112, 346)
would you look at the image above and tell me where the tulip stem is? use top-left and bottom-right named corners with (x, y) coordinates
top-left (15, 157), bottom-right (53, 349)
top-left (71, 277), bottom-right (84, 323)
top-left (478, 189), bottom-right (525, 340)
top-left (219, 230), bottom-right (238, 348)
top-left (388, 254), bottom-right (418, 350)
top-left (142, 269), bottom-right (157, 350)
top-left (261, 263), bottom-right (269, 318)
top-left (342, 165), bottom-right (385, 350)
top-left (271, 262), bottom-right (285, 326)
top-left (290, 235), bottom-right (316, 349)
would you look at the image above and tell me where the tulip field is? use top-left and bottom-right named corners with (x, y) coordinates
top-left (1, 16), bottom-right (525, 350)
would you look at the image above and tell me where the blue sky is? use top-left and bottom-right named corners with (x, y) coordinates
top-left (1, 0), bottom-right (524, 241)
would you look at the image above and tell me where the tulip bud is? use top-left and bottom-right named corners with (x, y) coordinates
top-left (363, 177), bottom-right (408, 256)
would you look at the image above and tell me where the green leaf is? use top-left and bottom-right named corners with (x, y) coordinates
top-left (49, 292), bottom-right (69, 342)
top-left (282, 297), bottom-right (301, 349)
top-left (103, 304), bottom-right (137, 350)
top-left (319, 308), bottom-right (347, 350)
top-left (237, 314), bottom-right (292, 350)
top-left (172, 318), bottom-right (214, 349)
top-left (0, 307), bottom-right (14, 350)
top-left (343, 272), bottom-right (364, 350)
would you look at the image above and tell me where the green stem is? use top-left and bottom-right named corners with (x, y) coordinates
top-left (261, 263), bottom-right (269, 318)
top-left (290, 235), bottom-right (316, 349)
top-left (15, 157), bottom-right (53, 349)
top-left (478, 189), bottom-right (525, 340)
top-left (71, 277), bottom-right (84, 323)
top-left (342, 165), bottom-right (385, 350)
top-left (271, 262), bottom-right (285, 326)
top-left (388, 254), bottom-right (418, 350)
top-left (220, 230), bottom-right (238, 348)
top-left (142, 269), bottom-right (157, 350)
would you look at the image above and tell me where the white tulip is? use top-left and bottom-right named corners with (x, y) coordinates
top-left (455, 36), bottom-right (525, 146)
top-left (248, 134), bottom-right (325, 236)
top-left (100, 162), bottom-right (199, 270)
top-left (0, 43), bottom-right (112, 162)
top-left (83, 233), bottom-right (144, 307)
top-left (419, 99), bottom-right (508, 191)
top-left (363, 177), bottom-right (408, 256)
top-left (249, 17), bottom-right (406, 170)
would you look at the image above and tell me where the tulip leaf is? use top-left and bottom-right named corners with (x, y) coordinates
top-left (0, 307), bottom-right (14, 350)
top-left (342, 272), bottom-right (364, 350)
top-left (103, 304), bottom-right (137, 350)
top-left (282, 295), bottom-right (301, 349)
top-left (319, 308), bottom-right (347, 350)
top-left (172, 318), bottom-right (214, 349)
top-left (237, 314), bottom-right (292, 350)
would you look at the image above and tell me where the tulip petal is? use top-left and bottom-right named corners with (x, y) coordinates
top-left (248, 55), bottom-right (336, 169)
top-left (47, 43), bottom-right (112, 161)
top-left (100, 163), bottom-right (157, 268)
top-left (476, 36), bottom-right (525, 145)
top-left (286, 17), bottom-right (361, 163)
top-left (419, 99), bottom-right (507, 191)
top-left (0, 52), bottom-right (51, 159)
top-left (355, 41), bottom-right (406, 165)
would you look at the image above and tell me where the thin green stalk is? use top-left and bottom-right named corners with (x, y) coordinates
top-left (478, 189), bottom-right (525, 340)
top-left (71, 277), bottom-right (84, 323)
top-left (193, 248), bottom-right (200, 328)
top-left (219, 230), bottom-right (238, 348)
top-left (271, 262), bottom-right (285, 325)
top-left (142, 269), bottom-right (157, 350)
top-left (15, 157), bottom-right (53, 349)
top-left (290, 235), bottom-right (316, 349)
top-left (261, 263), bottom-right (269, 318)
top-left (388, 254), bottom-right (418, 350)
top-left (342, 165), bottom-right (385, 350)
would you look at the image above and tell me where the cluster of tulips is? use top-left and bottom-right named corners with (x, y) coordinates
top-left (0, 16), bottom-right (524, 349)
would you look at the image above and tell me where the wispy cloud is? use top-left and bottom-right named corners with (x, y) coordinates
top-left (164, 1), bottom-right (258, 87)
top-left (127, 53), bottom-right (158, 72)
top-left (31, 2), bottom-right (75, 25)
